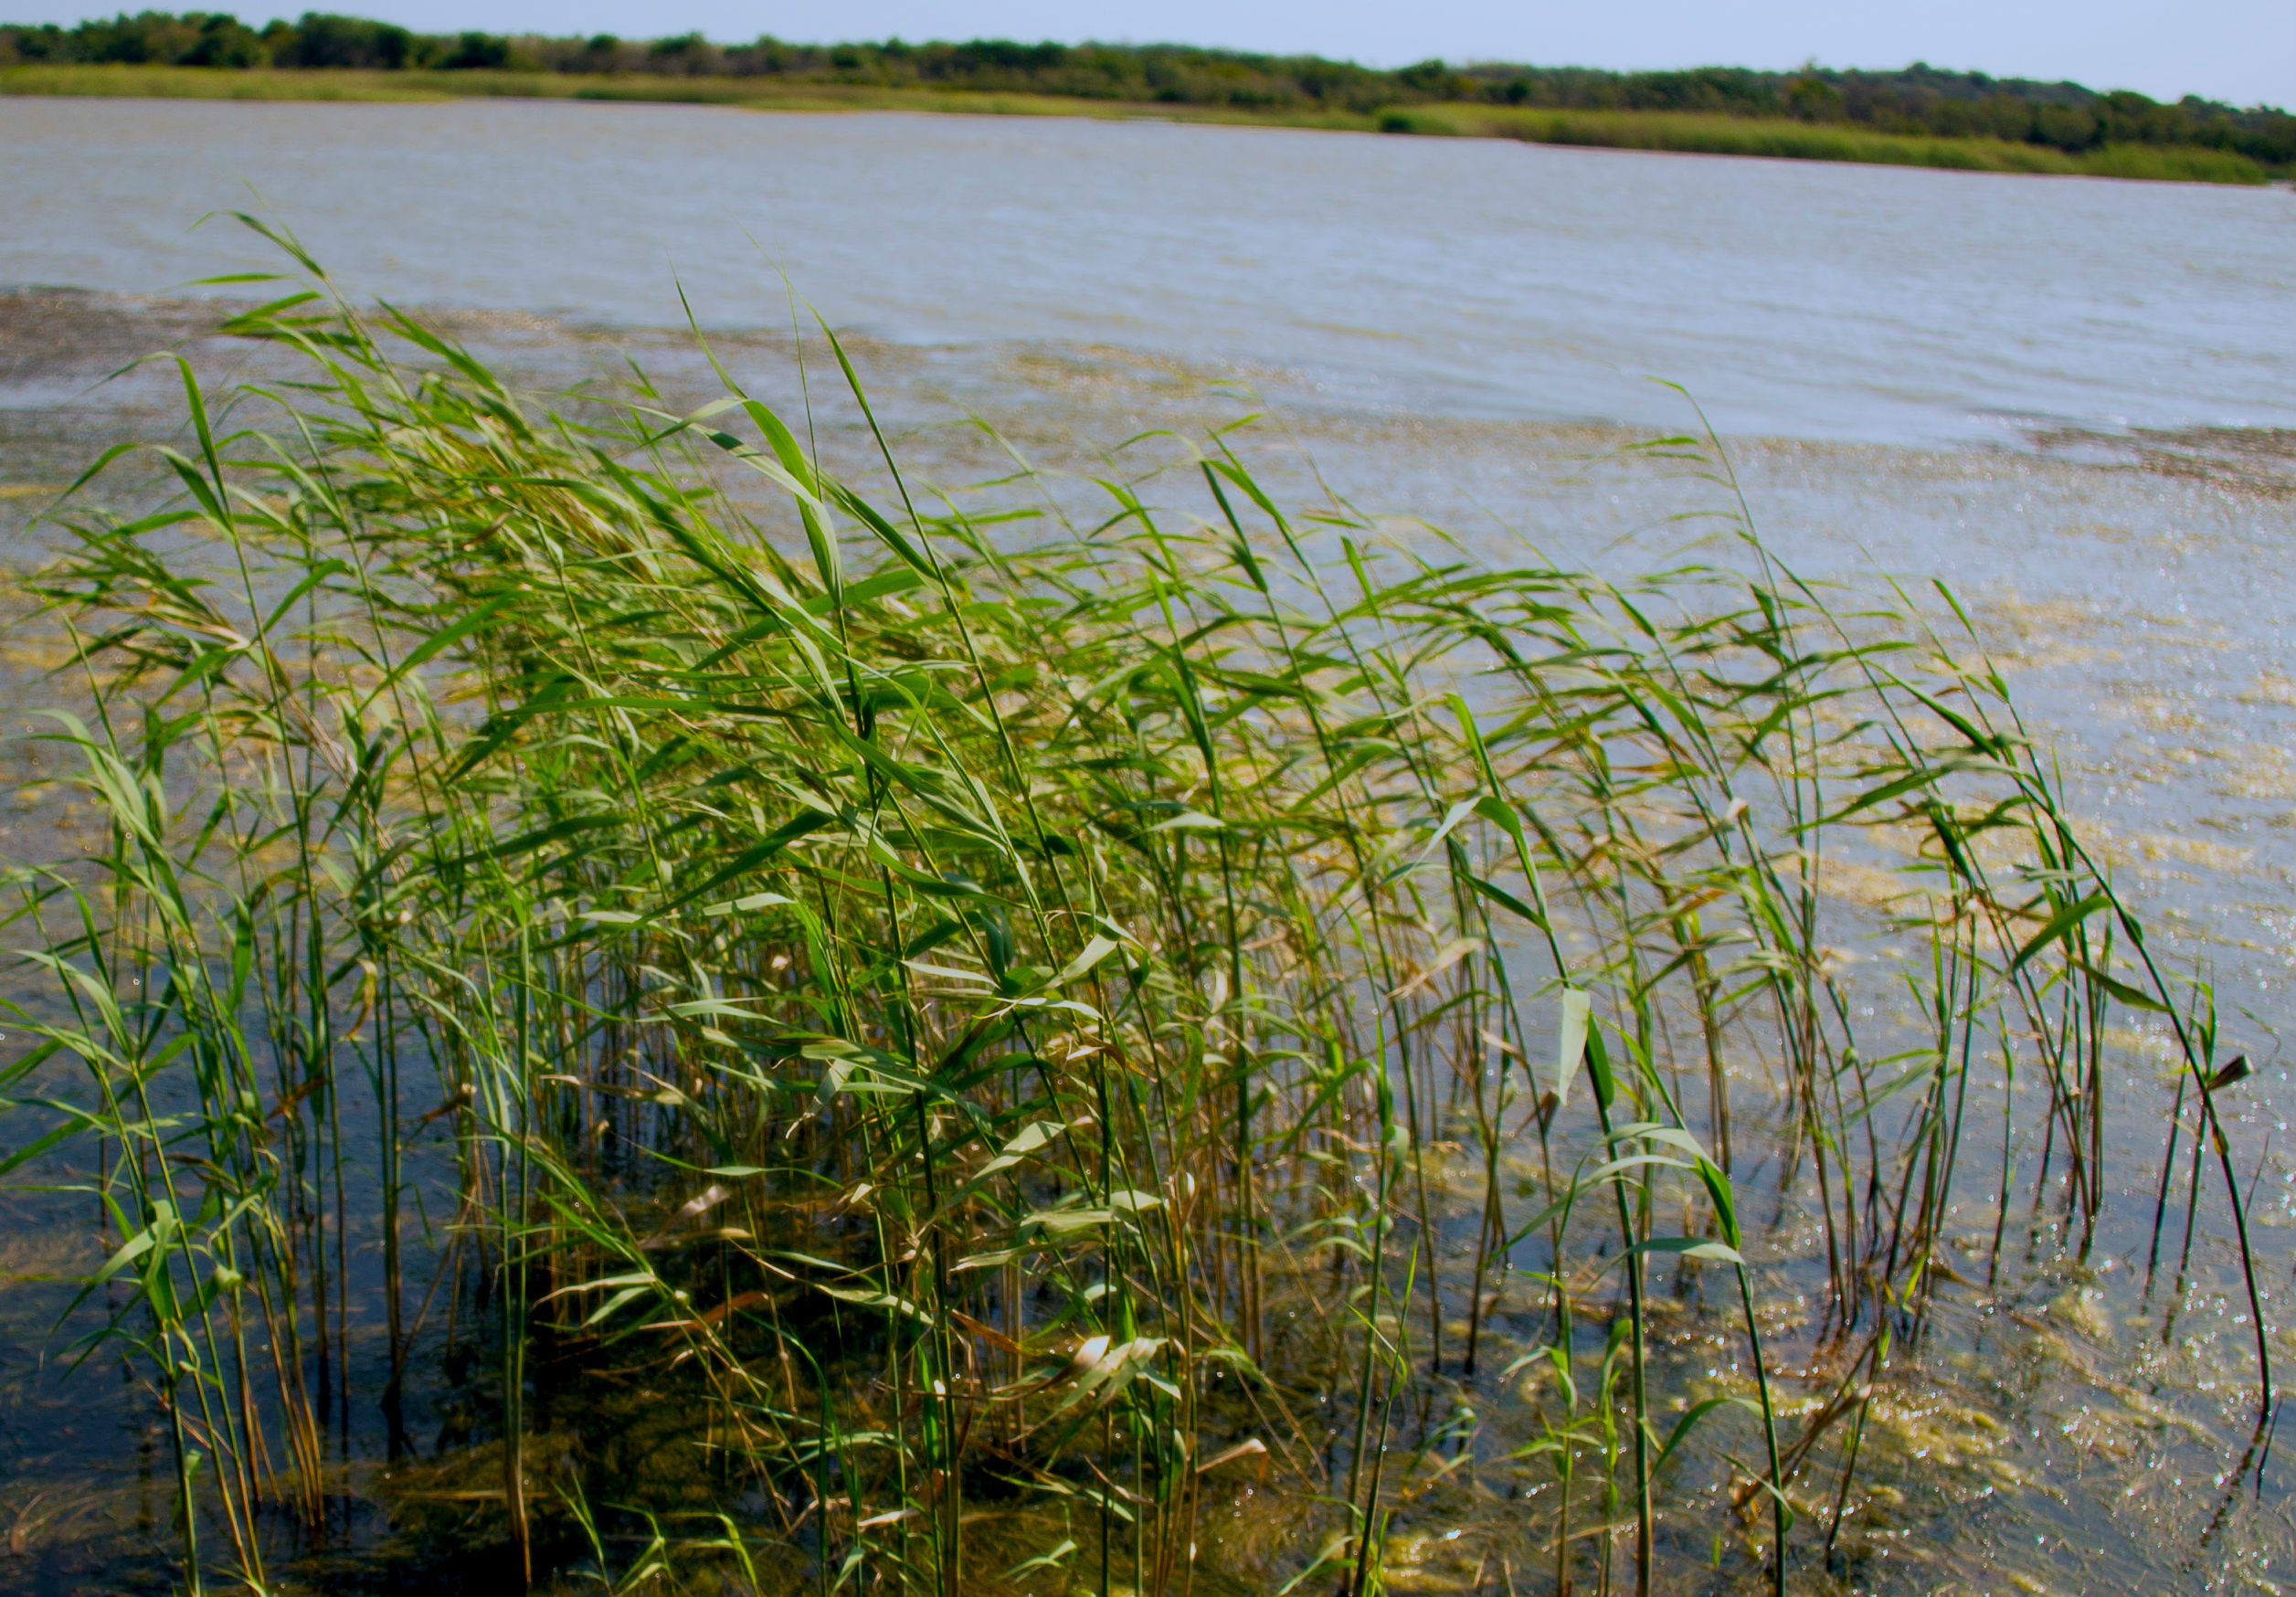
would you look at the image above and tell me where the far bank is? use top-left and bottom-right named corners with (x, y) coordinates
top-left (0, 64), bottom-right (2273, 185)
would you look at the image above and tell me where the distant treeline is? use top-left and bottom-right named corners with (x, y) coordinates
top-left (6, 11), bottom-right (2291, 168)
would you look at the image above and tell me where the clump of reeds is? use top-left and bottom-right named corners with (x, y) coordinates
top-left (0, 226), bottom-right (2264, 1596)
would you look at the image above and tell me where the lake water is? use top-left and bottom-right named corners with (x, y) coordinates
top-left (3, 91), bottom-right (2296, 1597)
top-left (2, 95), bottom-right (2292, 444)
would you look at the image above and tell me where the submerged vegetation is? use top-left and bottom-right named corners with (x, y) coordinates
top-left (0, 227), bottom-right (2278, 1596)
top-left (1, 13), bottom-right (2289, 183)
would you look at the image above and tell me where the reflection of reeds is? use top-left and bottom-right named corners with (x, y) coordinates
top-left (0, 224), bottom-right (2262, 1595)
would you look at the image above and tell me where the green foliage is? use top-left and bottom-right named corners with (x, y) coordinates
top-left (0, 232), bottom-right (2261, 1592)
top-left (1, 13), bottom-right (2286, 169)
top-left (0, 8), bottom-right (270, 69)
top-left (269, 12), bottom-right (413, 69)
top-left (1443, 106), bottom-right (2270, 183)
top-left (0, 10), bottom-right (518, 72)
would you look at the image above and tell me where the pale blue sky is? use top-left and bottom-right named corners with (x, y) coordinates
top-left (36, 1), bottom-right (2296, 108)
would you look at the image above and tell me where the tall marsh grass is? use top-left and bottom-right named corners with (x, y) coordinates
top-left (0, 231), bottom-right (2269, 1594)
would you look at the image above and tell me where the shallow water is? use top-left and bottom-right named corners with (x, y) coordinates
top-left (3, 98), bottom-right (2296, 1597)
top-left (2, 96), bottom-right (2292, 443)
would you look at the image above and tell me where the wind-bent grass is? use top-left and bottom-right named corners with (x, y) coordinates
top-left (0, 228), bottom-right (2264, 1595)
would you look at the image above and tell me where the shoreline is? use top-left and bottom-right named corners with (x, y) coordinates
top-left (0, 63), bottom-right (2273, 185)
top-left (7, 287), bottom-right (2293, 464)
top-left (5, 288), bottom-right (2291, 505)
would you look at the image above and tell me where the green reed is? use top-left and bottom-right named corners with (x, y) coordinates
top-left (0, 227), bottom-right (2263, 1595)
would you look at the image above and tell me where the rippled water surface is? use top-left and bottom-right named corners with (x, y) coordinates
top-left (3, 96), bottom-right (2292, 442)
top-left (3, 94), bottom-right (2296, 1597)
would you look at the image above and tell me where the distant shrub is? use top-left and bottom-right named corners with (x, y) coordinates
top-left (437, 30), bottom-right (509, 70)
top-left (271, 12), bottom-right (410, 69)
top-left (645, 30), bottom-right (716, 75)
